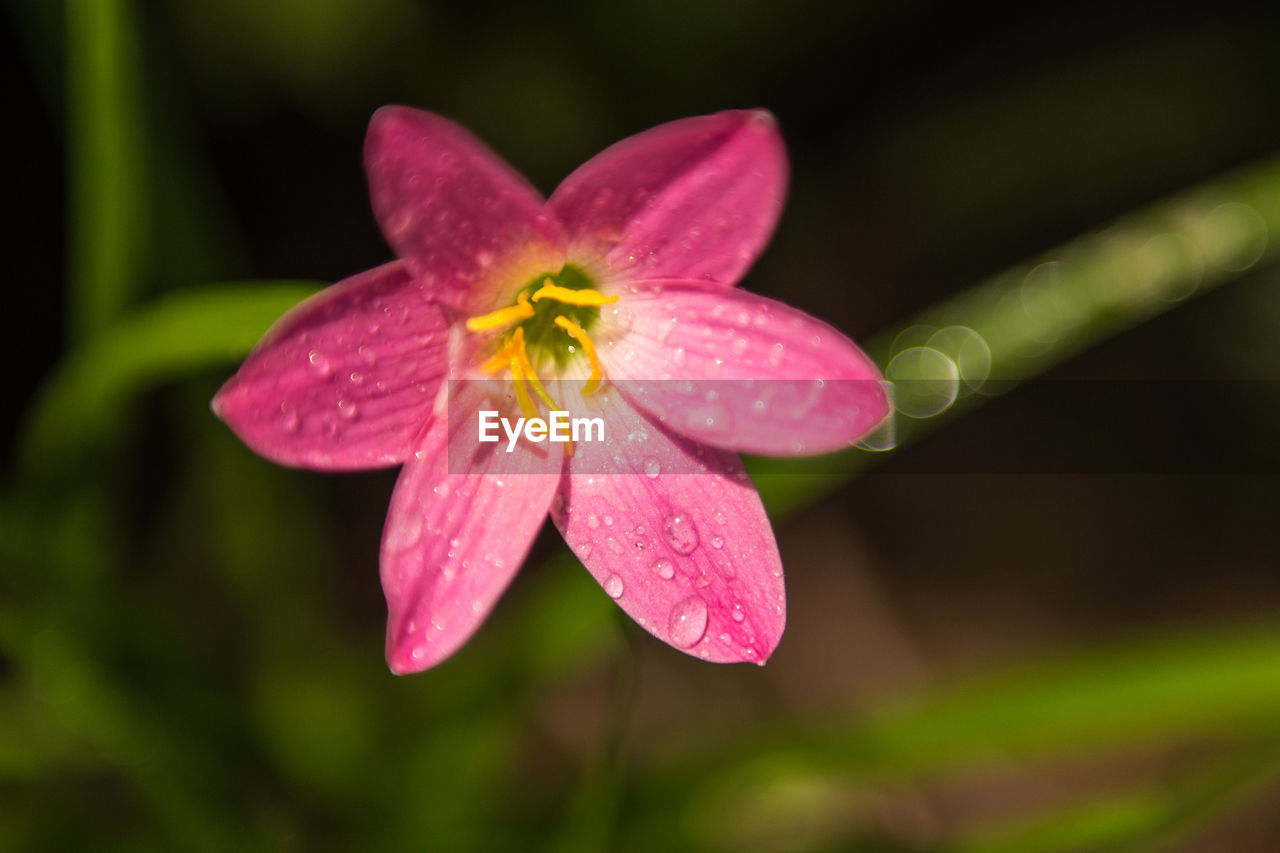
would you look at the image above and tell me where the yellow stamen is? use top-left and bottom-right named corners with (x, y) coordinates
top-left (531, 279), bottom-right (619, 307)
top-left (554, 315), bottom-right (605, 395)
top-left (506, 341), bottom-right (539, 420)
top-left (465, 292), bottom-right (534, 332)
top-left (510, 329), bottom-right (560, 412)
top-left (478, 346), bottom-right (513, 374)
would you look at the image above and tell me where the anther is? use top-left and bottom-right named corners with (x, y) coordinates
top-left (465, 291), bottom-right (534, 332)
top-left (532, 280), bottom-right (619, 307)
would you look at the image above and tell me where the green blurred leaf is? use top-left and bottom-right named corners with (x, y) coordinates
top-left (19, 282), bottom-right (321, 478)
top-left (66, 0), bottom-right (149, 339)
top-left (634, 627), bottom-right (1280, 851)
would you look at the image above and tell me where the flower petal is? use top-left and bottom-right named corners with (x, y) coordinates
top-left (212, 261), bottom-right (451, 470)
top-left (365, 106), bottom-right (565, 312)
top-left (552, 389), bottom-right (784, 663)
top-left (597, 281), bottom-right (890, 455)
top-left (382, 387), bottom-right (563, 674)
top-left (548, 110), bottom-right (787, 286)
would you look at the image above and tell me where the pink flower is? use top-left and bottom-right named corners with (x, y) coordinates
top-left (212, 107), bottom-right (889, 673)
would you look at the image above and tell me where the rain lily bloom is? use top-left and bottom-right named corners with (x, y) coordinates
top-left (212, 106), bottom-right (889, 673)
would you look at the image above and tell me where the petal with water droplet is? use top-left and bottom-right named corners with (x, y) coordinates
top-left (212, 262), bottom-right (453, 470)
top-left (550, 392), bottom-right (784, 663)
top-left (365, 107), bottom-right (565, 312)
top-left (601, 281), bottom-right (890, 455)
top-left (382, 392), bottom-right (563, 675)
top-left (548, 110), bottom-right (786, 286)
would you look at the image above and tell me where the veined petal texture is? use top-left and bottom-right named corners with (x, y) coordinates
top-left (598, 281), bottom-right (890, 455)
top-left (365, 106), bottom-right (565, 313)
top-left (553, 389), bottom-right (784, 663)
top-left (549, 110), bottom-right (786, 286)
top-left (382, 386), bottom-right (563, 673)
top-left (212, 261), bottom-right (450, 470)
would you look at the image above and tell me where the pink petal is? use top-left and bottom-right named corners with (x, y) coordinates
top-left (552, 389), bottom-right (784, 663)
top-left (548, 110), bottom-right (787, 286)
top-left (382, 386), bottom-right (564, 674)
top-left (212, 261), bottom-right (451, 470)
top-left (597, 281), bottom-right (890, 455)
top-left (365, 106), bottom-right (565, 312)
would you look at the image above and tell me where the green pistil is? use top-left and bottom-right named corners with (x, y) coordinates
top-left (517, 264), bottom-right (601, 369)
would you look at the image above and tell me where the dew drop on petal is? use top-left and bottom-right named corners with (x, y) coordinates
top-left (644, 457), bottom-right (661, 478)
top-left (651, 559), bottom-right (675, 580)
top-left (277, 406), bottom-right (300, 433)
top-left (338, 399), bottom-right (359, 420)
top-left (662, 512), bottom-right (699, 555)
top-left (711, 536), bottom-right (724, 549)
top-left (668, 596), bottom-right (708, 648)
top-left (587, 513), bottom-right (600, 530)
top-left (731, 337), bottom-right (749, 356)
top-left (386, 512), bottom-right (423, 552)
top-left (732, 604), bottom-right (745, 623)
top-left (308, 349), bottom-right (333, 378)
top-left (603, 574), bottom-right (624, 599)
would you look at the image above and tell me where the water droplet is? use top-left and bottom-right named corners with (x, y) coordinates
top-left (349, 371), bottom-right (365, 386)
top-left (732, 605), bottom-right (745, 623)
top-left (668, 596), bottom-right (708, 648)
top-left (719, 632), bottom-right (731, 644)
top-left (277, 406), bottom-right (300, 433)
top-left (607, 537), bottom-right (624, 555)
top-left (644, 457), bottom-right (661, 478)
top-left (731, 337), bottom-right (749, 355)
top-left (358, 345), bottom-right (378, 366)
top-left (579, 542), bottom-right (593, 557)
top-left (587, 514), bottom-right (600, 530)
top-left (337, 399), bottom-right (359, 420)
top-left (652, 559), bottom-right (675, 580)
top-left (672, 347), bottom-right (686, 366)
top-left (307, 349), bottom-right (332, 378)
top-left (711, 536), bottom-right (724, 549)
top-left (604, 515), bottom-right (614, 527)
top-left (386, 512), bottom-right (423, 552)
top-left (603, 574), bottom-right (624, 599)
top-left (662, 512), bottom-right (699, 555)
top-left (434, 482), bottom-right (451, 499)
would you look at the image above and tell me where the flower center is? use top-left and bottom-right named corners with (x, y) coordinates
top-left (464, 264), bottom-right (616, 416)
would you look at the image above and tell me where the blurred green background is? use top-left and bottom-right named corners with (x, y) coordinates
top-left (4, 1), bottom-right (1280, 850)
